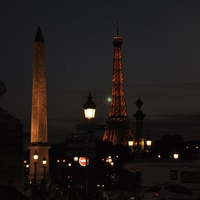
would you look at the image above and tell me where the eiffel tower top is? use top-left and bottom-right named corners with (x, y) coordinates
top-left (113, 21), bottom-right (122, 47)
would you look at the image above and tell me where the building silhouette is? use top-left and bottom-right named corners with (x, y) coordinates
top-left (103, 26), bottom-right (133, 145)
top-left (0, 80), bottom-right (25, 191)
top-left (29, 26), bottom-right (50, 182)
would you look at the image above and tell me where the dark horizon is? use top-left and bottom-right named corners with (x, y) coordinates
top-left (20, 113), bottom-right (200, 151)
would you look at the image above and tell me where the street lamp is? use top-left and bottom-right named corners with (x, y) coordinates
top-left (33, 150), bottom-right (38, 186)
top-left (146, 134), bottom-right (152, 148)
top-left (74, 157), bottom-right (78, 162)
top-left (83, 92), bottom-right (96, 200)
top-left (74, 156), bottom-right (79, 188)
top-left (68, 163), bottom-right (72, 167)
top-left (42, 156), bottom-right (47, 180)
top-left (128, 136), bottom-right (134, 153)
top-left (83, 92), bottom-right (96, 120)
top-left (173, 153), bottom-right (179, 160)
top-left (128, 139), bottom-right (134, 148)
top-left (23, 160), bottom-right (30, 184)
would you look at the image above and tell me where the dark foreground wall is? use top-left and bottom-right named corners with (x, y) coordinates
top-left (0, 108), bottom-right (26, 192)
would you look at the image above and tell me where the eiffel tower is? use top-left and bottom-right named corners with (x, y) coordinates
top-left (103, 25), bottom-right (133, 145)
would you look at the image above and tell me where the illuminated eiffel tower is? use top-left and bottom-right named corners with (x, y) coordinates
top-left (103, 25), bottom-right (133, 145)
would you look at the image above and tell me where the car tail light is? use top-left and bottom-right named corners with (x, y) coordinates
top-left (153, 192), bottom-right (160, 197)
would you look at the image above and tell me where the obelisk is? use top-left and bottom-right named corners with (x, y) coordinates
top-left (29, 26), bottom-right (50, 183)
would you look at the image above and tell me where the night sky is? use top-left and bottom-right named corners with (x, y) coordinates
top-left (1, 0), bottom-right (200, 144)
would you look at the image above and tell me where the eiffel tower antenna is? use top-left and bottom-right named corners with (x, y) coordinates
top-left (116, 21), bottom-right (119, 35)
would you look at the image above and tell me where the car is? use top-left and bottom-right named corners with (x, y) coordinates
top-left (142, 184), bottom-right (200, 200)
top-left (0, 184), bottom-right (30, 200)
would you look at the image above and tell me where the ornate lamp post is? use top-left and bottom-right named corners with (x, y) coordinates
top-left (74, 156), bottom-right (79, 187)
top-left (128, 139), bottom-right (134, 154)
top-left (33, 150), bottom-right (38, 186)
top-left (42, 156), bottom-right (47, 180)
top-left (128, 134), bottom-right (135, 154)
top-left (83, 92), bottom-right (96, 200)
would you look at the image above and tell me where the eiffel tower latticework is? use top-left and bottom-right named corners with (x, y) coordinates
top-left (103, 27), bottom-right (134, 145)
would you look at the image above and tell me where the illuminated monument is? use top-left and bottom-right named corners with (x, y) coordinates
top-left (103, 26), bottom-right (133, 145)
top-left (29, 27), bottom-right (50, 182)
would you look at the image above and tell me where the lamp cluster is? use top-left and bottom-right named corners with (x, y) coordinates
top-left (33, 150), bottom-right (47, 185)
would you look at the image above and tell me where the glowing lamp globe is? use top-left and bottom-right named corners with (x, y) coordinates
top-left (33, 150), bottom-right (38, 161)
top-left (74, 157), bottom-right (78, 162)
top-left (128, 140), bottom-right (134, 147)
top-left (83, 92), bottom-right (97, 120)
top-left (173, 153), bottom-right (179, 160)
top-left (42, 156), bottom-right (47, 165)
top-left (146, 134), bottom-right (152, 147)
top-left (128, 135), bottom-right (134, 147)
top-left (146, 140), bottom-right (152, 147)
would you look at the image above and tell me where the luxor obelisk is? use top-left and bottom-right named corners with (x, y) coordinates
top-left (29, 26), bottom-right (50, 183)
